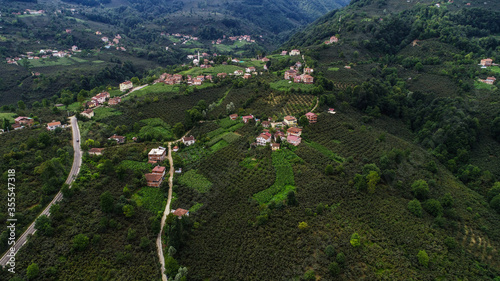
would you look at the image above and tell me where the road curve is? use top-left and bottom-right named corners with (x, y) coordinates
top-left (156, 142), bottom-right (174, 281)
top-left (0, 116), bottom-right (82, 267)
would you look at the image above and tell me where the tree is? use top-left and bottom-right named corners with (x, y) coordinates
top-left (298, 115), bottom-right (308, 127)
top-left (287, 190), bottom-right (297, 206)
top-left (165, 256), bottom-right (180, 276)
top-left (417, 250), bottom-right (429, 267)
top-left (412, 179), bottom-right (429, 200)
top-left (325, 164), bottom-right (334, 175)
top-left (168, 246), bottom-right (177, 256)
top-left (26, 263), bottom-right (39, 279)
top-left (131, 77), bottom-right (140, 85)
top-left (325, 245), bottom-right (335, 257)
top-left (336, 252), bottom-right (346, 265)
top-left (366, 170), bottom-right (380, 193)
top-left (140, 237), bottom-right (150, 249)
top-left (490, 194), bottom-right (500, 213)
top-left (123, 204), bottom-right (135, 217)
top-left (35, 215), bottom-right (53, 236)
top-left (298, 221), bottom-right (308, 230)
top-left (424, 199), bottom-right (443, 217)
top-left (408, 199), bottom-right (423, 217)
top-left (100, 191), bottom-right (114, 213)
top-left (17, 100), bottom-right (26, 110)
top-left (414, 62), bottom-right (423, 72)
top-left (491, 117), bottom-right (500, 142)
top-left (441, 193), bottom-right (454, 208)
top-left (173, 122), bottom-right (185, 138)
top-left (350, 233), bottom-right (361, 247)
top-left (329, 262), bottom-right (341, 276)
top-left (72, 234), bottom-right (89, 251)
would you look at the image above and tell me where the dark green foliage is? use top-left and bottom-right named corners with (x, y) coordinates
top-left (72, 234), bottom-right (90, 251)
top-left (34, 215), bottom-right (54, 236)
top-left (441, 193), bottom-right (454, 208)
top-left (408, 199), bottom-right (422, 217)
top-left (325, 164), bottom-right (334, 175)
top-left (492, 117), bottom-right (500, 142)
top-left (165, 256), bottom-right (180, 277)
top-left (303, 270), bottom-right (315, 280)
top-left (336, 252), bottom-right (346, 265)
top-left (26, 263), bottom-right (39, 280)
top-left (491, 195), bottom-right (500, 213)
top-left (287, 190), bottom-right (298, 206)
top-left (424, 199), bottom-right (443, 217)
top-left (444, 236), bottom-right (457, 250)
top-left (329, 261), bottom-right (341, 276)
top-left (412, 179), bottom-right (429, 200)
top-left (325, 245), bottom-right (335, 258)
top-left (100, 191), bottom-right (114, 213)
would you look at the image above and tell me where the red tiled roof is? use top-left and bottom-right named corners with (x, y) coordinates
top-left (47, 121), bottom-right (61, 127)
top-left (145, 173), bottom-right (163, 182)
top-left (173, 208), bottom-right (189, 217)
top-left (152, 166), bottom-right (166, 173)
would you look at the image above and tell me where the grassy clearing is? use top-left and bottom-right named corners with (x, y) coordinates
top-left (253, 150), bottom-right (296, 204)
top-left (179, 65), bottom-right (244, 76)
top-left (178, 169), bottom-right (212, 193)
top-left (132, 187), bottom-right (165, 213)
top-left (119, 160), bottom-right (151, 172)
top-left (125, 83), bottom-right (180, 99)
top-left (139, 118), bottom-right (174, 140)
top-left (25, 57), bottom-right (93, 68)
top-left (177, 146), bottom-right (210, 167)
top-left (489, 66), bottom-right (500, 74)
top-left (269, 80), bottom-right (316, 91)
top-left (189, 202), bottom-right (203, 213)
top-left (305, 141), bottom-right (344, 163)
top-left (328, 67), bottom-right (340, 71)
top-left (210, 139), bottom-right (229, 152)
top-left (474, 80), bottom-right (497, 90)
top-left (0, 112), bottom-right (17, 122)
top-left (218, 117), bottom-right (238, 128)
top-left (240, 157), bottom-right (262, 169)
top-left (93, 107), bottom-right (122, 120)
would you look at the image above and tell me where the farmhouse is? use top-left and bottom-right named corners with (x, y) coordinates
top-left (242, 115), bottom-right (254, 123)
top-left (88, 148), bottom-right (104, 156)
top-left (283, 115), bottom-right (297, 127)
top-left (281, 51), bottom-right (288, 56)
top-left (108, 134), bottom-right (126, 144)
top-left (148, 147), bottom-right (167, 163)
top-left (256, 132), bottom-right (272, 146)
top-left (243, 73), bottom-right (251, 79)
top-left (284, 70), bottom-right (297, 80)
top-left (47, 121), bottom-right (62, 131)
top-left (305, 112), bottom-right (317, 123)
top-left (217, 73), bottom-right (227, 78)
top-left (246, 67), bottom-right (256, 73)
top-left (304, 68), bottom-right (314, 74)
top-left (480, 58), bottom-right (493, 66)
top-left (15, 116), bottom-right (34, 126)
top-left (234, 70), bottom-right (244, 76)
top-left (120, 81), bottom-right (133, 92)
top-left (302, 75), bottom-right (314, 84)
top-left (173, 146), bottom-right (179, 152)
top-left (80, 109), bottom-right (94, 119)
top-left (483, 76), bottom-right (497, 85)
top-left (290, 49), bottom-right (300, 56)
top-left (109, 97), bottom-right (121, 105)
top-left (271, 143), bottom-right (280, 151)
top-left (325, 36), bottom-right (338, 44)
top-left (145, 173), bottom-right (164, 187)
top-left (287, 127), bottom-right (302, 137)
top-left (182, 135), bottom-right (196, 146)
top-left (171, 208), bottom-right (189, 218)
top-left (152, 166), bottom-right (166, 178)
top-left (287, 135), bottom-right (302, 146)
top-left (230, 114), bottom-right (238, 120)
top-left (261, 121), bottom-right (270, 128)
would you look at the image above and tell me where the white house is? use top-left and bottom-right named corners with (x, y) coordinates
top-left (47, 121), bottom-right (62, 131)
top-left (182, 135), bottom-right (196, 146)
top-left (120, 81), bottom-right (133, 92)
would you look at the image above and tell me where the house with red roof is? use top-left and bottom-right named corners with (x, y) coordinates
top-left (182, 135), bottom-right (196, 146)
top-left (108, 134), bottom-right (126, 144)
top-left (271, 143), bottom-right (280, 151)
top-left (47, 121), bottom-right (62, 131)
top-left (81, 109), bottom-right (94, 119)
top-left (171, 208), bottom-right (189, 218)
top-left (303, 75), bottom-right (314, 84)
top-left (283, 115), bottom-right (297, 127)
top-left (480, 58), bottom-right (493, 67)
top-left (109, 97), bottom-right (121, 105)
top-left (287, 127), bottom-right (302, 137)
top-left (287, 135), bottom-right (302, 146)
top-left (256, 132), bottom-right (272, 146)
top-left (145, 173), bottom-right (164, 187)
top-left (305, 112), bottom-right (317, 123)
top-left (119, 81), bottom-right (133, 92)
top-left (173, 146), bottom-right (179, 152)
top-left (242, 115), bottom-right (254, 123)
top-left (15, 116), bottom-right (34, 126)
top-left (152, 166), bottom-right (166, 178)
top-left (88, 148), bottom-right (104, 156)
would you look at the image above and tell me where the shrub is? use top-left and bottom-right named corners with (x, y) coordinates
top-left (444, 236), bottom-right (457, 250)
top-left (408, 199), bottom-right (423, 217)
top-left (417, 250), bottom-right (429, 267)
top-left (303, 270), bottom-right (315, 280)
top-left (298, 221), bottom-right (309, 230)
top-left (336, 252), bottom-right (346, 265)
top-left (412, 179), bottom-right (429, 200)
top-left (329, 262), bottom-right (341, 276)
top-left (441, 193), bottom-right (454, 208)
top-left (350, 233), bottom-right (361, 247)
top-left (325, 245), bottom-right (335, 258)
top-left (424, 199), bottom-right (443, 217)
top-left (72, 234), bottom-right (89, 251)
top-left (490, 195), bottom-right (500, 213)
top-left (26, 263), bottom-right (39, 279)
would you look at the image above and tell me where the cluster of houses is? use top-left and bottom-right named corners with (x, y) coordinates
top-left (211, 34), bottom-right (258, 45)
top-left (13, 9), bottom-right (45, 15)
top-left (99, 33), bottom-right (126, 51)
top-left (5, 47), bottom-right (82, 65)
top-left (480, 76), bottom-right (497, 85)
top-left (1, 116), bottom-right (64, 133)
top-left (284, 62), bottom-right (314, 84)
top-left (162, 33), bottom-right (199, 46)
top-left (228, 112), bottom-right (318, 148)
top-left (281, 49), bottom-right (301, 56)
top-left (80, 91), bottom-right (121, 118)
top-left (478, 59), bottom-right (497, 85)
top-left (324, 36), bottom-right (339, 45)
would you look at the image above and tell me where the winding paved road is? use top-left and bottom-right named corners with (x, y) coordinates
top-left (0, 116), bottom-right (82, 267)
